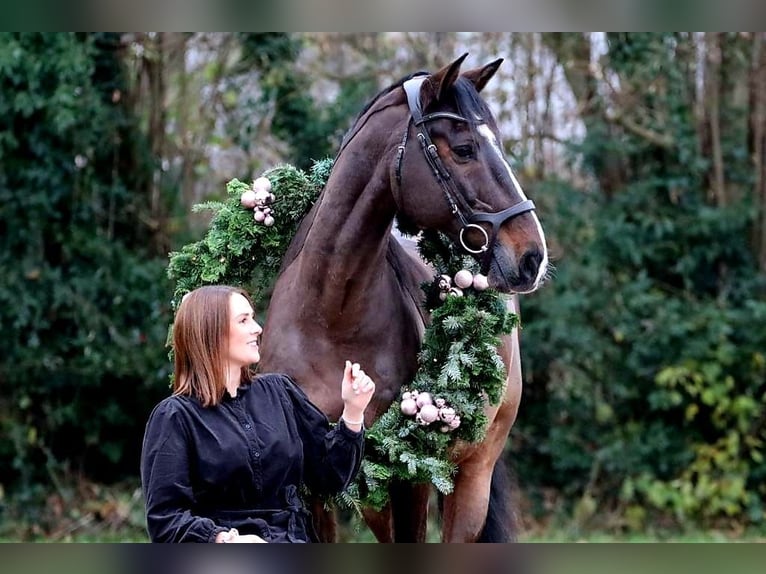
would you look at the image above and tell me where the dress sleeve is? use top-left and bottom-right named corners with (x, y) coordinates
top-left (280, 375), bottom-right (365, 496)
top-left (140, 399), bottom-right (228, 543)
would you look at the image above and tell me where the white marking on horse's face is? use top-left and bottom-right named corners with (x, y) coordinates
top-left (476, 124), bottom-right (549, 288)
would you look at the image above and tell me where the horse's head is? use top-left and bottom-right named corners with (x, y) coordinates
top-left (394, 54), bottom-right (548, 294)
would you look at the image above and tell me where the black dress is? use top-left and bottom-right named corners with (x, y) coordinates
top-left (140, 373), bottom-right (364, 543)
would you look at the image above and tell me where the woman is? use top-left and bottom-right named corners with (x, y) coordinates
top-left (140, 285), bottom-right (375, 543)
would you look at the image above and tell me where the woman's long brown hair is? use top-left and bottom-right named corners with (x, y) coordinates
top-left (172, 285), bottom-right (255, 407)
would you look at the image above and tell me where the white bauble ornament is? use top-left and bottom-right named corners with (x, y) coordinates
top-left (415, 392), bottom-right (432, 408)
top-left (253, 176), bottom-right (272, 192)
top-left (448, 416), bottom-right (461, 429)
top-left (254, 189), bottom-right (271, 204)
top-left (400, 398), bottom-right (418, 416)
top-left (402, 391), bottom-right (412, 401)
top-left (263, 215), bottom-right (275, 227)
top-left (472, 273), bottom-right (489, 291)
top-left (449, 287), bottom-right (464, 298)
top-left (419, 404), bottom-right (439, 424)
top-left (435, 398), bottom-right (446, 408)
top-left (240, 190), bottom-right (257, 208)
top-left (254, 210), bottom-right (266, 222)
top-left (454, 269), bottom-right (473, 289)
top-left (439, 407), bottom-right (456, 423)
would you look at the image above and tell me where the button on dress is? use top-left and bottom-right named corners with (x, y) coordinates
top-left (140, 373), bottom-right (364, 543)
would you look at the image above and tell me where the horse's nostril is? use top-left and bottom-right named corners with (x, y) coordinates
top-left (519, 250), bottom-right (542, 283)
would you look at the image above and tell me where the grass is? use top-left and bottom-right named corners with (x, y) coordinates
top-left (3, 479), bottom-right (765, 543)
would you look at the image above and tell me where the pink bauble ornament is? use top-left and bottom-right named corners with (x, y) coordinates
top-left (254, 210), bottom-right (266, 222)
top-left (240, 190), bottom-right (257, 208)
top-left (400, 398), bottom-right (418, 416)
top-left (419, 404), bottom-right (439, 424)
top-left (472, 273), bottom-right (489, 291)
top-left (253, 176), bottom-right (272, 192)
top-left (402, 391), bottom-right (412, 401)
top-left (454, 269), bottom-right (473, 289)
top-left (439, 407), bottom-right (456, 423)
top-left (263, 215), bottom-right (275, 227)
top-left (448, 416), bottom-right (461, 429)
top-left (254, 189), bottom-right (271, 204)
top-left (415, 392), bottom-right (433, 408)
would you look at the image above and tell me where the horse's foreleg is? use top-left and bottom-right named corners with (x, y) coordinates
top-left (391, 480), bottom-right (431, 542)
top-left (361, 501), bottom-right (393, 542)
top-left (361, 481), bottom-right (431, 542)
top-left (309, 497), bottom-right (337, 542)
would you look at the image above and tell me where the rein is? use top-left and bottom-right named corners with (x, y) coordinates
top-left (396, 76), bottom-right (536, 274)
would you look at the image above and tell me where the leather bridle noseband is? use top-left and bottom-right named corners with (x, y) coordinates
top-left (395, 76), bottom-right (536, 274)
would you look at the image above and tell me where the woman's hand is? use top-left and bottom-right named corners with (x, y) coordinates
top-left (340, 361), bottom-right (375, 431)
top-left (215, 528), bottom-right (267, 543)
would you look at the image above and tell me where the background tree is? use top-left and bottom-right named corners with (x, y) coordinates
top-left (517, 32), bottom-right (766, 531)
top-left (0, 33), bottom-right (172, 526)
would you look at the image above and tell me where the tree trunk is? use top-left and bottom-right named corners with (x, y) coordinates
top-left (749, 33), bottom-right (766, 271)
top-left (704, 33), bottom-right (727, 207)
top-left (542, 33), bottom-right (624, 198)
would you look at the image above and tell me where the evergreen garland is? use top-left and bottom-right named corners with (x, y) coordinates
top-left (167, 160), bottom-right (332, 311)
top-left (167, 160), bottom-right (517, 509)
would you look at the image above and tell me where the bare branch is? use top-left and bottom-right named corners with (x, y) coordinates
top-left (604, 108), bottom-right (674, 149)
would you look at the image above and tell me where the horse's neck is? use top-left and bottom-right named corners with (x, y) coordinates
top-left (291, 159), bottom-right (397, 313)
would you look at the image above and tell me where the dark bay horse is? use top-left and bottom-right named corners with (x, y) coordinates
top-left (258, 54), bottom-right (548, 542)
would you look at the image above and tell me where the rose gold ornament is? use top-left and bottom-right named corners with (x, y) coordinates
top-left (400, 398), bottom-right (418, 416)
top-left (240, 190), bottom-right (257, 208)
top-left (419, 404), bottom-right (439, 424)
top-left (253, 176), bottom-right (272, 192)
top-left (472, 273), bottom-right (489, 291)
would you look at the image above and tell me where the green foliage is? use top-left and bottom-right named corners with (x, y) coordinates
top-left (0, 33), bottom-right (172, 499)
top-left (518, 33), bottom-right (766, 529)
top-left (167, 160), bottom-right (328, 310)
top-left (348, 275), bottom-right (516, 509)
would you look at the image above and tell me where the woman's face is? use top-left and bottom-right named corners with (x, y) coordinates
top-left (227, 292), bottom-right (263, 368)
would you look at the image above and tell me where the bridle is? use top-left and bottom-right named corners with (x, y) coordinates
top-left (395, 76), bottom-right (536, 274)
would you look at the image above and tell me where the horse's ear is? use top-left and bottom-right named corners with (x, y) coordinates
top-left (461, 58), bottom-right (503, 93)
top-left (421, 53), bottom-right (469, 108)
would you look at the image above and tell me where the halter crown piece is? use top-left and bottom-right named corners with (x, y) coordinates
top-left (397, 76), bottom-right (536, 275)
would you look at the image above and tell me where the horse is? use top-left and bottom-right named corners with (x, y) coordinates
top-left (258, 53), bottom-right (548, 542)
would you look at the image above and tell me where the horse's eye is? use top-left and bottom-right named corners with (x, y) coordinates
top-left (452, 144), bottom-right (475, 159)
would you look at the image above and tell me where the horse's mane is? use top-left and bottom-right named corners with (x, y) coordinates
top-left (336, 71), bottom-right (427, 154)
